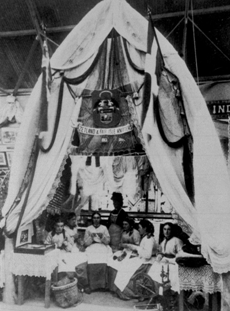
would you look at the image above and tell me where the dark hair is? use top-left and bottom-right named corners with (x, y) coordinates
top-left (160, 222), bottom-right (175, 242)
top-left (162, 222), bottom-right (174, 234)
top-left (52, 216), bottom-right (65, 236)
top-left (139, 219), bottom-right (154, 237)
top-left (54, 216), bottom-right (65, 224)
top-left (123, 217), bottom-right (135, 235)
top-left (123, 217), bottom-right (134, 227)
top-left (67, 212), bottom-right (76, 221)
top-left (111, 192), bottom-right (123, 203)
top-left (91, 211), bottom-right (101, 220)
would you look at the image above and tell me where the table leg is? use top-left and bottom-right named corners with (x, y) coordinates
top-left (178, 290), bottom-right (184, 311)
top-left (17, 276), bottom-right (24, 305)
top-left (209, 293), bottom-right (221, 311)
top-left (45, 279), bottom-right (51, 308)
top-left (52, 266), bottom-right (58, 283)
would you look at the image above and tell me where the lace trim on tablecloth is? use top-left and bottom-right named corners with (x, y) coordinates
top-left (10, 249), bottom-right (60, 280)
top-left (178, 265), bottom-right (223, 294)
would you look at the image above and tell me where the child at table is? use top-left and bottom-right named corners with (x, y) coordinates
top-left (64, 213), bottom-right (78, 245)
top-left (44, 216), bottom-right (73, 252)
top-left (45, 216), bottom-right (89, 292)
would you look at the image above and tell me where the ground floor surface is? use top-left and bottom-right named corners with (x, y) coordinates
top-left (0, 290), bottom-right (210, 311)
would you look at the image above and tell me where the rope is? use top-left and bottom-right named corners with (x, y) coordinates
top-left (166, 17), bottom-right (185, 39)
top-left (188, 16), bottom-right (230, 63)
top-left (39, 76), bottom-right (64, 152)
top-left (63, 41), bottom-right (104, 85)
top-left (148, 10), bottom-right (165, 68)
top-left (191, 0), bottom-right (199, 84)
top-left (40, 32), bottom-right (59, 47)
top-left (122, 38), bottom-right (145, 75)
top-left (5, 136), bottom-right (40, 240)
top-left (154, 97), bottom-right (186, 149)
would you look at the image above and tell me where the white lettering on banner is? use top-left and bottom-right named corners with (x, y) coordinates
top-left (210, 103), bottom-right (230, 115)
top-left (77, 124), bottom-right (133, 135)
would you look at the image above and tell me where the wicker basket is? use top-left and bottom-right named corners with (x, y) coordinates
top-left (51, 278), bottom-right (79, 308)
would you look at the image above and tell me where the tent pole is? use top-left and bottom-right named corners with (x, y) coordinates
top-left (182, 0), bottom-right (190, 62)
top-left (228, 116), bottom-right (230, 174)
top-left (72, 194), bottom-right (76, 211)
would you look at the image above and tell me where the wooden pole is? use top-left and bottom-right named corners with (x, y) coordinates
top-left (25, 0), bottom-right (43, 49)
top-left (182, 0), bottom-right (190, 62)
top-left (3, 238), bottom-right (17, 304)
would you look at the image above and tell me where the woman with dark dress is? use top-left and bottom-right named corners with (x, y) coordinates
top-left (108, 192), bottom-right (128, 252)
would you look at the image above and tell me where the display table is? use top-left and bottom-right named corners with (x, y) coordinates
top-left (10, 249), bottom-right (60, 308)
top-left (178, 265), bottom-right (222, 311)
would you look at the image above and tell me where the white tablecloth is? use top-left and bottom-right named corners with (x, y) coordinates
top-left (10, 249), bottom-right (60, 280)
top-left (178, 265), bottom-right (223, 294)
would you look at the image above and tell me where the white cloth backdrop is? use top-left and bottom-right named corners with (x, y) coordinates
top-left (1, 0), bottom-right (230, 277)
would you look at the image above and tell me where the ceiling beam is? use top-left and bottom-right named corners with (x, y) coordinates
top-left (0, 5), bottom-right (230, 38)
top-left (0, 87), bottom-right (11, 95)
top-left (151, 4), bottom-right (230, 20)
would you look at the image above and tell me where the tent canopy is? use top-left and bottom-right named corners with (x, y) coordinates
top-left (2, 0), bottom-right (230, 275)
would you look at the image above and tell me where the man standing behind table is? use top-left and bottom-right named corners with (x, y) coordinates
top-left (108, 192), bottom-right (128, 252)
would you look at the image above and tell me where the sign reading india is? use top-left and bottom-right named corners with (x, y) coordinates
top-left (208, 101), bottom-right (230, 117)
top-left (78, 123), bottom-right (133, 135)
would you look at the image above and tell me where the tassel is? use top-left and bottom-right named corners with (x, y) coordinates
top-left (86, 156), bottom-right (91, 166)
top-left (72, 129), bottom-right (80, 147)
top-left (95, 156), bottom-right (100, 167)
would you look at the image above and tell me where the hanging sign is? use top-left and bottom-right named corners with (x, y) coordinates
top-left (207, 100), bottom-right (230, 119)
top-left (77, 123), bottom-right (132, 136)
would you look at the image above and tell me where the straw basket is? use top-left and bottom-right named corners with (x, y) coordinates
top-left (51, 278), bottom-right (79, 308)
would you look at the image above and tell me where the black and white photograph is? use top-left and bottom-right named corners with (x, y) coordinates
top-left (1, 128), bottom-right (18, 145)
top-left (0, 1), bottom-right (230, 311)
top-left (0, 153), bottom-right (6, 167)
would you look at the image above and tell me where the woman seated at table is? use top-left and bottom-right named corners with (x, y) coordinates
top-left (64, 212), bottom-right (78, 245)
top-left (45, 216), bottom-right (73, 251)
top-left (119, 217), bottom-right (141, 250)
top-left (45, 216), bottom-right (89, 291)
top-left (147, 222), bottom-right (184, 310)
top-left (84, 211), bottom-right (111, 291)
top-left (156, 222), bottom-right (184, 262)
top-left (108, 219), bottom-right (157, 300)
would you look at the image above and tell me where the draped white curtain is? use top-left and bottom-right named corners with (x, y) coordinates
top-left (1, 0), bottom-right (230, 276)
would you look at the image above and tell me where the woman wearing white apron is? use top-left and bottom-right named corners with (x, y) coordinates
top-left (84, 211), bottom-right (111, 291)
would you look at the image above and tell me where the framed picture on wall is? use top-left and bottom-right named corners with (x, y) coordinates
top-left (6, 152), bottom-right (13, 167)
top-left (0, 152), bottom-right (7, 166)
top-left (1, 127), bottom-right (18, 145)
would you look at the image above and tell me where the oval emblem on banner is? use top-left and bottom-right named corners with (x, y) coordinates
top-left (93, 90), bottom-right (121, 128)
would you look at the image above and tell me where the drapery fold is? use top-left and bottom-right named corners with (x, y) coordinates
top-left (1, 0), bottom-right (230, 278)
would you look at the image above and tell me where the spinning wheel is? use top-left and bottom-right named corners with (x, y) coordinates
top-left (133, 272), bottom-right (156, 298)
